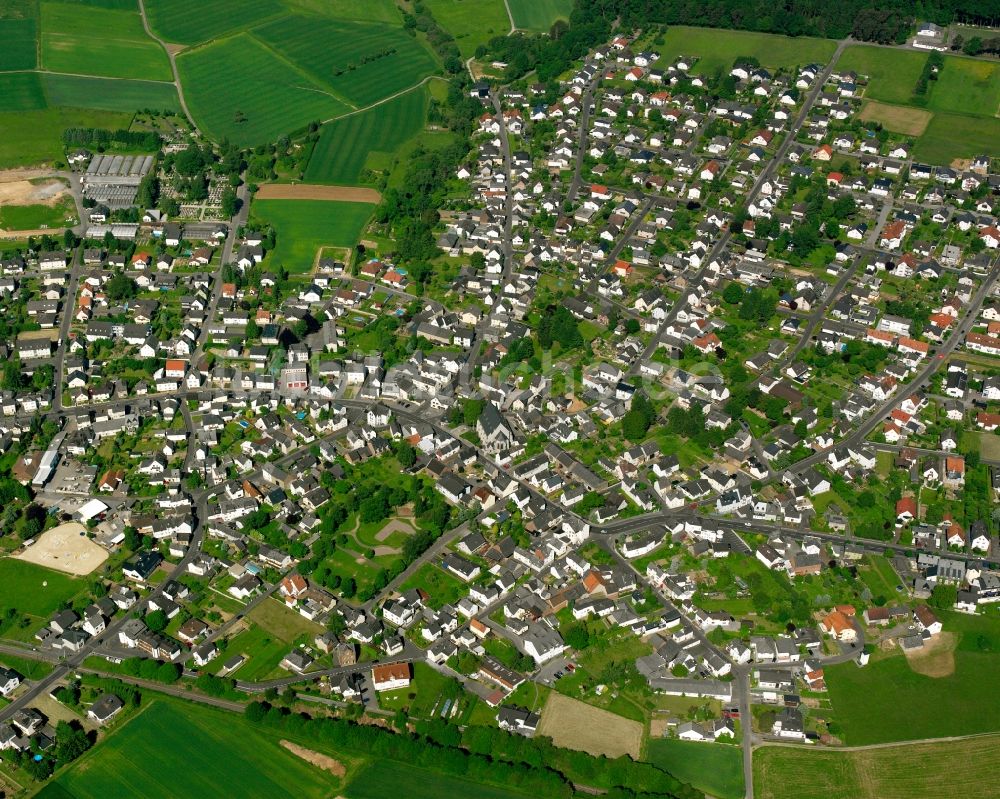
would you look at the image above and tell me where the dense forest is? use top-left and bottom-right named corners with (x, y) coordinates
top-left (486, 0), bottom-right (1000, 76)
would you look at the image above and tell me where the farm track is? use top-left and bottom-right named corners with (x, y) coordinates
top-left (137, 0), bottom-right (196, 129)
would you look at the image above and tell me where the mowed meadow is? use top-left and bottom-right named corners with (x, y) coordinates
top-left (40, 1), bottom-right (172, 80)
top-left (508, 0), bottom-right (573, 32)
top-left (840, 45), bottom-right (1000, 163)
top-left (166, 1), bottom-right (439, 146)
top-left (177, 33), bottom-right (349, 146)
top-left (305, 85), bottom-right (430, 185)
top-left (42, 699), bottom-right (352, 799)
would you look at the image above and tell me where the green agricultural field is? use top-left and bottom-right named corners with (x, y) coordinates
top-left (508, 0), bottom-right (572, 32)
top-left (143, 0), bottom-right (285, 45)
top-left (0, 18), bottom-right (37, 70)
top-left (254, 16), bottom-right (438, 108)
top-left (345, 760), bottom-right (533, 799)
top-left (645, 739), bottom-right (744, 799)
top-left (754, 736), bottom-right (1000, 799)
top-left (659, 26), bottom-right (837, 75)
top-left (285, 0), bottom-right (401, 23)
top-left (826, 611), bottom-right (1000, 744)
top-left (0, 107), bottom-right (133, 168)
top-left (913, 111), bottom-right (1000, 164)
top-left (42, 74), bottom-right (180, 113)
top-left (930, 55), bottom-right (1000, 117)
top-left (40, 2), bottom-right (172, 80)
top-left (0, 197), bottom-right (77, 231)
top-left (305, 85), bottom-right (429, 184)
top-left (425, 0), bottom-right (511, 59)
top-left (177, 33), bottom-right (348, 146)
top-left (251, 199), bottom-right (373, 272)
top-left (838, 45), bottom-right (928, 105)
top-left (0, 559), bottom-right (83, 620)
top-left (48, 699), bottom-right (350, 799)
top-left (0, 72), bottom-right (47, 112)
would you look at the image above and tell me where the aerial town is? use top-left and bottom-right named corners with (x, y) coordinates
top-left (0, 2), bottom-right (998, 798)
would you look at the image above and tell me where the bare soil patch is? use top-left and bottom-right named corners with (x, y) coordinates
top-left (951, 158), bottom-right (973, 171)
top-left (16, 522), bottom-right (108, 576)
top-left (858, 100), bottom-right (932, 136)
top-left (904, 631), bottom-right (956, 677)
top-left (280, 740), bottom-right (346, 776)
top-left (537, 692), bottom-right (643, 759)
top-left (0, 176), bottom-right (70, 207)
top-left (255, 184), bottom-right (381, 203)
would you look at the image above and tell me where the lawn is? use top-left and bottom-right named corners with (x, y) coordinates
top-left (425, 0), bottom-right (510, 59)
top-left (0, 18), bottom-right (37, 70)
top-left (254, 15), bottom-right (439, 108)
top-left (754, 736), bottom-right (1000, 799)
top-left (344, 760), bottom-right (532, 799)
top-left (929, 55), bottom-right (1000, 118)
top-left (305, 85), bottom-right (429, 184)
top-left (0, 197), bottom-right (77, 231)
top-left (47, 698), bottom-right (350, 798)
top-left (912, 111), bottom-right (1000, 164)
top-left (659, 26), bottom-right (837, 75)
top-left (247, 596), bottom-right (323, 642)
top-left (508, 0), bottom-right (572, 32)
top-left (645, 739), bottom-right (744, 799)
top-left (0, 558), bottom-right (83, 621)
top-left (42, 74), bottom-right (181, 113)
top-left (177, 33), bottom-right (349, 146)
top-left (40, 1), bottom-right (172, 81)
top-left (397, 562), bottom-right (466, 609)
top-left (826, 611), bottom-right (1000, 744)
top-left (224, 622), bottom-right (291, 682)
top-left (0, 72), bottom-right (47, 112)
top-left (0, 653), bottom-right (54, 681)
top-left (251, 199), bottom-right (373, 272)
top-left (838, 45), bottom-right (928, 106)
top-left (143, 0), bottom-right (285, 45)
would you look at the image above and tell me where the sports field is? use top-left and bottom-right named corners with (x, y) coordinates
top-left (0, 18), bottom-right (38, 70)
top-left (143, 0), bottom-right (285, 45)
top-left (660, 26), bottom-right (837, 75)
top-left (40, 1), bottom-right (172, 81)
top-left (508, 0), bottom-right (572, 32)
top-left (0, 558), bottom-right (83, 620)
top-left (305, 85), bottom-right (429, 185)
top-left (0, 73), bottom-right (47, 112)
top-left (645, 739), bottom-right (744, 799)
top-left (177, 33), bottom-right (349, 146)
top-left (47, 699), bottom-right (348, 799)
top-left (825, 611), bottom-right (1000, 744)
top-left (251, 199), bottom-right (373, 272)
top-left (344, 760), bottom-right (533, 799)
top-left (754, 736), bottom-right (1000, 799)
top-left (42, 74), bottom-right (181, 113)
top-left (255, 16), bottom-right (438, 108)
top-left (425, 0), bottom-right (511, 59)
top-left (0, 198), bottom-right (77, 231)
